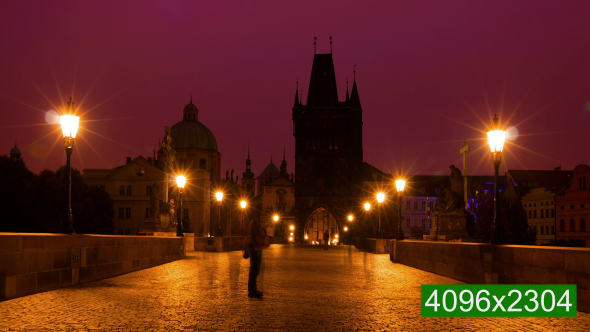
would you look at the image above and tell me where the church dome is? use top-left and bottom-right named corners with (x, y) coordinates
top-left (10, 145), bottom-right (20, 155)
top-left (170, 120), bottom-right (218, 151)
top-left (184, 101), bottom-right (198, 111)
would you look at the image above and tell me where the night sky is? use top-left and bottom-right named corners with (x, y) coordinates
top-left (1, 1), bottom-right (589, 178)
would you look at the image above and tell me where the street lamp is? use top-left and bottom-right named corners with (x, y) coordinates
top-left (395, 174), bottom-right (406, 240)
top-left (176, 176), bottom-right (186, 237)
top-left (377, 192), bottom-right (385, 238)
top-left (60, 98), bottom-right (80, 234)
top-left (216, 191), bottom-right (223, 236)
top-left (364, 203), bottom-right (371, 211)
top-left (487, 113), bottom-right (506, 244)
top-left (240, 200), bottom-right (247, 235)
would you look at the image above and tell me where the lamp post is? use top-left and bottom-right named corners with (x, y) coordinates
top-left (240, 200), bottom-right (247, 235)
top-left (60, 99), bottom-right (80, 234)
top-left (487, 114), bottom-right (506, 244)
top-left (347, 214), bottom-right (353, 245)
top-left (395, 174), bottom-right (406, 240)
top-left (376, 193), bottom-right (385, 238)
top-left (176, 176), bottom-right (186, 237)
top-left (216, 191), bottom-right (223, 236)
top-left (289, 225), bottom-right (294, 243)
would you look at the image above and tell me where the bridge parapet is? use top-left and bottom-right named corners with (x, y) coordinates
top-left (390, 240), bottom-right (590, 313)
top-left (0, 233), bottom-right (184, 301)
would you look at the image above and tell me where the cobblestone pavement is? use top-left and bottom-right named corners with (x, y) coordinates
top-left (1, 245), bottom-right (589, 331)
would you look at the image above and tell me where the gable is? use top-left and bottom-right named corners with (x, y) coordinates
top-left (265, 176), bottom-right (294, 187)
top-left (106, 156), bottom-right (165, 181)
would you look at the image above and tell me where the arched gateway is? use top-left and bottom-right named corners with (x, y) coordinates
top-left (303, 205), bottom-right (340, 245)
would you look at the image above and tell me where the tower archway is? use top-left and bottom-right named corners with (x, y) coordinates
top-left (303, 205), bottom-right (340, 245)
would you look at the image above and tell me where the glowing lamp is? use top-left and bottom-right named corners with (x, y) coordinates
top-left (176, 176), bottom-right (186, 189)
top-left (377, 193), bottom-right (385, 203)
top-left (395, 178), bottom-right (405, 193)
top-left (60, 115), bottom-right (80, 139)
top-left (289, 237), bottom-right (293, 242)
top-left (273, 215), bottom-right (279, 222)
top-left (240, 200), bottom-right (247, 209)
top-left (216, 192), bottom-right (223, 202)
top-left (364, 203), bottom-right (371, 211)
top-left (335, 234), bottom-right (339, 238)
top-left (290, 232), bottom-right (293, 236)
top-left (348, 215), bottom-right (353, 222)
top-left (344, 227), bottom-right (348, 232)
top-left (487, 114), bottom-right (506, 156)
top-left (290, 225), bottom-right (294, 230)
top-left (305, 235), bottom-right (308, 240)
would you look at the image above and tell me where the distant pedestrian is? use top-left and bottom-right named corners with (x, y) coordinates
top-left (247, 218), bottom-right (265, 299)
top-left (323, 229), bottom-right (330, 250)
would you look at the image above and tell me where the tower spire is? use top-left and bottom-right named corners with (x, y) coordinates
top-left (294, 78), bottom-right (299, 106)
top-left (314, 36), bottom-right (317, 54)
top-left (346, 77), bottom-right (349, 103)
top-left (329, 36), bottom-right (332, 53)
top-left (280, 143), bottom-right (288, 178)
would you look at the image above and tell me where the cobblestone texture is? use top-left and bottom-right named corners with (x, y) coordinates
top-left (0, 245), bottom-right (589, 331)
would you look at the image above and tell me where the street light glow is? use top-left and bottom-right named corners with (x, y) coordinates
top-left (289, 237), bottom-right (293, 241)
top-left (364, 203), bottom-right (371, 211)
top-left (290, 225), bottom-right (294, 230)
top-left (216, 191), bottom-right (223, 202)
top-left (273, 215), bottom-right (279, 222)
top-left (395, 178), bottom-right (405, 193)
top-left (240, 200), bottom-right (247, 209)
top-left (176, 175), bottom-right (186, 189)
top-left (377, 192), bottom-right (385, 203)
top-left (60, 115), bottom-right (80, 139)
top-left (344, 226), bottom-right (348, 232)
top-left (305, 235), bottom-right (308, 240)
top-left (348, 215), bottom-right (353, 222)
top-left (487, 114), bottom-right (506, 153)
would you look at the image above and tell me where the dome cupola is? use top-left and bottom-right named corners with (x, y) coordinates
top-left (170, 99), bottom-right (218, 151)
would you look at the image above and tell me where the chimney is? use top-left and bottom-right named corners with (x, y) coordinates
top-left (126, 157), bottom-right (131, 164)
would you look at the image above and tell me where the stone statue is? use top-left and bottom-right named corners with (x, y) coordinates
top-left (159, 126), bottom-right (176, 173)
top-left (226, 170), bottom-right (229, 180)
top-left (435, 183), bottom-right (464, 212)
top-left (150, 183), bottom-right (159, 217)
top-left (231, 169), bottom-right (235, 182)
top-left (449, 165), bottom-right (463, 197)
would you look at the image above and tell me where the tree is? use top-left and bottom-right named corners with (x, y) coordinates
top-left (502, 201), bottom-right (536, 245)
top-left (469, 189), bottom-right (494, 243)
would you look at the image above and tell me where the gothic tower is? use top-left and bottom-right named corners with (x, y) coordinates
top-left (241, 145), bottom-right (256, 197)
top-left (292, 52), bottom-right (363, 242)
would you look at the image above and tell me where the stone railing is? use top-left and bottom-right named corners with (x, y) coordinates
top-left (390, 240), bottom-right (590, 313)
top-left (353, 237), bottom-right (392, 254)
top-left (0, 233), bottom-right (185, 301)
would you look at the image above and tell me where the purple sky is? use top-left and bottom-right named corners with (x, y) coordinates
top-left (1, 1), bottom-right (589, 179)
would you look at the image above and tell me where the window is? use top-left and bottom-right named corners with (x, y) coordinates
top-left (414, 218), bottom-right (419, 227)
top-left (126, 185), bottom-right (132, 196)
top-left (146, 186), bottom-right (152, 196)
top-left (528, 210), bottom-right (532, 219)
top-left (125, 207), bottom-right (131, 219)
top-left (421, 201), bottom-right (426, 211)
top-left (406, 201), bottom-right (411, 210)
top-left (534, 203), bottom-right (536, 206)
top-left (560, 206), bottom-right (564, 210)
top-left (551, 209), bottom-right (555, 218)
top-left (435, 188), bottom-right (441, 195)
top-left (428, 219), bottom-right (432, 228)
top-left (545, 226), bottom-right (549, 235)
top-left (119, 185), bottom-right (125, 195)
top-left (99, 185), bottom-right (105, 191)
top-left (179, 158), bottom-right (186, 168)
top-left (118, 207), bottom-right (124, 218)
top-left (429, 201), bottom-right (434, 211)
top-left (540, 226), bottom-right (544, 235)
top-left (551, 226), bottom-right (555, 234)
top-left (118, 229), bottom-right (124, 235)
top-left (406, 218), bottom-right (410, 228)
top-left (581, 219), bottom-right (586, 232)
top-left (571, 205), bottom-right (575, 209)
top-left (560, 220), bottom-right (565, 232)
top-left (414, 201), bottom-right (418, 210)
top-left (125, 230), bottom-right (131, 235)
top-left (533, 210), bottom-right (537, 218)
top-left (183, 208), bottom-right (189, 220)
top-left (540, 210), bottom-right (544, 218)
top-left (570, 219), bottom-right (575, 232)
top-left (199, 159), bottom-right (207, 170)
top-left (421, 218), bottom-right (426, 227)
top-left (582, 204), bottom-right (586, 209)
top-left (145, 208), bottom-right (150, 218)
top-left (545, 209), bottom-right (549, 218)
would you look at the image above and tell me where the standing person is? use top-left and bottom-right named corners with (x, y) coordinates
top-left (323, 229), bottom-right (330, 250)
top-left (247, 218), bottom-right (265, 299)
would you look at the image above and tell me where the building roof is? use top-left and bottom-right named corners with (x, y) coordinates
top-left (170, 120), bottom-right (218, 151)
top-left (258, 161), bottom-right (280, 179)
top-left (507, 170), bottom-right (557, 185)
top-left (10, 144), bottom-right (20, 155)
top-left (306, 53), bottom-right (339, 107)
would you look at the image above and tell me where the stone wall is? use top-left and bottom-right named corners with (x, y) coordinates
top-left (0, 233), bottom-right (184, 301)
top-left (353, 238), bottom-right (391, 254)
top-left (390, 240), bottom-right (590, 313)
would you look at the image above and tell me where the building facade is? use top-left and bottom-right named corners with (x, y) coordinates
top-left (556, 164), bottom-right (590, 247)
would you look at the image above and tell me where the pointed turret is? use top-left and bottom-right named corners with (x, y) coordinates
top-left (241, 144), bottom-right (256, 197)
top-left (294, 87), bottom-right (299, 107)
top-left (350, 79), bottom-right (361, 109)
top-left (345, 78), bottom-right (349, 103)
top-left (280, 145), bottom-right (288, 178)
top-left (306, 54), bottom-right (339, 107)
